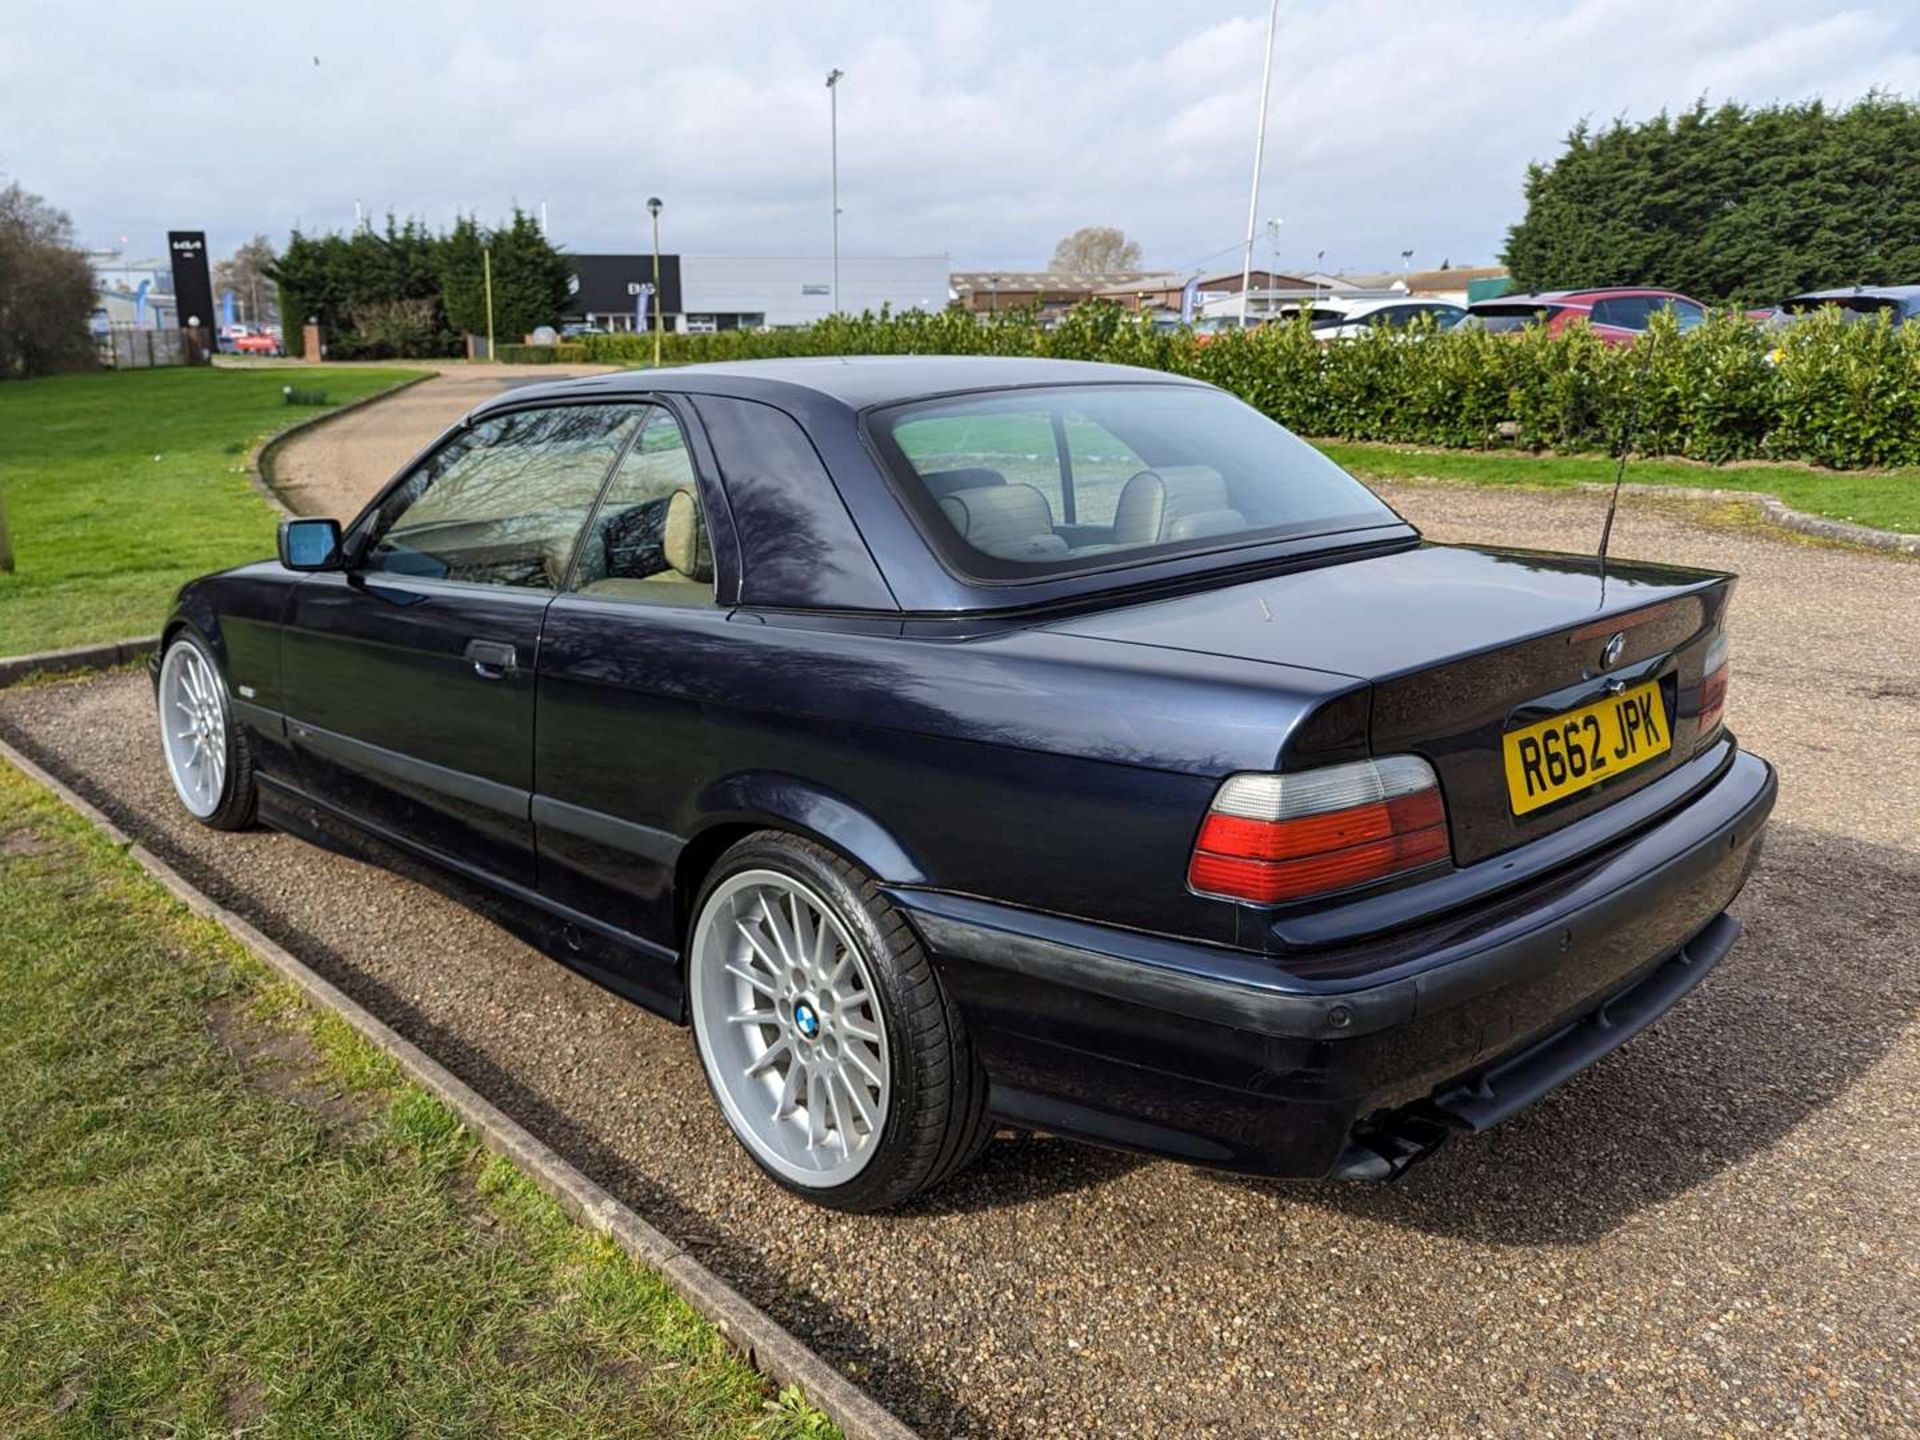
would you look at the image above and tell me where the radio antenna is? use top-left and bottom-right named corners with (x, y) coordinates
top-left (1598, 327), bottom-right (1660, 572)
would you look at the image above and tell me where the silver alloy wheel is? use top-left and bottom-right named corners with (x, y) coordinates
top-left (690, 869), bottom-right (892, 1187)
top-left (157, 640), bottom-right (228, 818)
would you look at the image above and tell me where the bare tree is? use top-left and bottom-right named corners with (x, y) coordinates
top-left (1048, 226), bottom-right (1143, 273)
top-left (0, 180), bottom-right (95, 380)
top-left (214, 234), bottom-right (279, 325)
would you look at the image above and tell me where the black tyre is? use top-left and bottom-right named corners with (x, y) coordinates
top-left (155, 630), bottom-right (257, 831)
top-left (686, 831), bottom-right (992, 1211)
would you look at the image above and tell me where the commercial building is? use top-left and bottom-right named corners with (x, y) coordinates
top-left (1096, 269), bottom-right (1314, 315)
top-left (949, 271), bottom-right (1173, 320)
top-left (87, 251), bottom-right (176, 328)
top-left (564, 253), bottom-right (949, 332)
top-left (1335, 265), bottom-right (1510, 305)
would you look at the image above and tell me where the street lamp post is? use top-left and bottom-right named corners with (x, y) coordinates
top-left (826, 68), bottom-right (844, 314)
top-left (647, 196), bottom-right (664, 369)
top-left (482, 247), bottom-right (496, 364)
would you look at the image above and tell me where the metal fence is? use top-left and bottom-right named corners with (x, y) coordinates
top-left (99, 325), bottom-right (190, 370)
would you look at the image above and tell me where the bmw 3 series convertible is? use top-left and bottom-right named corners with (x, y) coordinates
top-left (153, 357), bottom-right (1775, 1210)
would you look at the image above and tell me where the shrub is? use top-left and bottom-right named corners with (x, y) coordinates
top-left (344, 298), bottom-right (444, 359)
top-left (569, 302), bottom-right (1920, 470)
top-left (497, 343), bottom-right (589, 364)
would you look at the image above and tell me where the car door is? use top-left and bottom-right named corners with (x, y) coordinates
top-left (281, 401), bottom-right (645, 887)
top-left (531, 401), bottom-right (741, 964)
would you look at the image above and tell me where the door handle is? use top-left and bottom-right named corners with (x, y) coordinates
top-left (464, 639), bottom-right (518, 680)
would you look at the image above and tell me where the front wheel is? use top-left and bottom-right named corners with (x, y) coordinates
top-left (687, 832), bottom-right (992, 1211)
top-left (156, 631), bottom-right (256, 830)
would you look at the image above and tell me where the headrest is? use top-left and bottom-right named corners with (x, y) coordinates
top-left (1112, 466), bottom-right (1230, 544)
top-left (1152, 466), bottom-right (1229, 504)
top-left (663, 489), bottom-right (712, 583)
top-left (1166, 508), bottom-right (1247, 541)
top-left (938, 482), bottom-right (1068, 559)
top-left (921, 467), bottom-right (1008, 498)
top-left (541, 528), bottom-right (583, 588)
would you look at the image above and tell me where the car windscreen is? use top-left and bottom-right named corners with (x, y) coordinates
top-left (866, 384), bottom-right (1399, 581)
top-left (1465, 304), bottom-right (1562, 333)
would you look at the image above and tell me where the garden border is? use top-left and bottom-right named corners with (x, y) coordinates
top-left (0, 694), bottom-right (919, 1440)
top-left (1588, 480), bottom-right (1920, 556)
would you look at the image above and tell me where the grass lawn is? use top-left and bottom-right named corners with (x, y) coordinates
top-left (0, 367), bottom-right (422, 657)
top-left (0, 758), bottom-right (837, 1438)
top-left (1317, 441), bottom-right (1920, 535)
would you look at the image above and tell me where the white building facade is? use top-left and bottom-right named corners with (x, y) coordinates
top-left (678, 255), bottom-right (949, 331)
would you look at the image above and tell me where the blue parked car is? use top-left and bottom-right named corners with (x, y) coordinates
top-left (153, 357), bottom-right (1774, 1210)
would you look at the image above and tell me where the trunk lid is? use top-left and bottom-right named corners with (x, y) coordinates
top-left (1044, 544), bottom-right (1732, 864)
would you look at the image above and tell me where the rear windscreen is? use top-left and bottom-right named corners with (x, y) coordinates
top-left (867, 383), bottom-right (1398, 581)
top-left (1785, 297), bottom-right (1900, 321)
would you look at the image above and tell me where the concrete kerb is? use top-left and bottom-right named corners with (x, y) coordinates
top-left (248, 370), bottom-right (436, 518)
top-left (0, 723), bottom-right (921, 1440)
top-left (0, 636), bottom-right (160, 689)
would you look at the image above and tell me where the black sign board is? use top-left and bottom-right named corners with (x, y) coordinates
top-left (566, 254), bottom-right (681, 321)
top-left (167, 231), bottom-right (216, 333)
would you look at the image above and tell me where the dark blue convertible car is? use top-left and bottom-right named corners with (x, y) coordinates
top-left (154, 357), bottom-right (1774, 1210)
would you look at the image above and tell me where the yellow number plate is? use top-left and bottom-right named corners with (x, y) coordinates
top-left (1502, 681), bottom-right (1670, 815)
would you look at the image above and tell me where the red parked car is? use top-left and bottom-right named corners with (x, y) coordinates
top-left (225, 330), bottom-right (280, 359)
top-left (1465, 288), bottom-right (1706, 345)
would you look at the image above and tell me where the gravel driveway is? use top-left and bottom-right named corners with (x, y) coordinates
top-left (3, 483), bottom-right (1915, 1437)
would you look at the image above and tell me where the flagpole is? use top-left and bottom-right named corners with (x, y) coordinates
top-left (1239, 0), bottom-right (1280, 328)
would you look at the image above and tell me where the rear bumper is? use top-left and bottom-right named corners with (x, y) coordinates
top-left (896, 747), bottom-right (1776, 1178)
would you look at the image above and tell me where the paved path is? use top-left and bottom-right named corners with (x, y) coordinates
top-left (4, 463), bottom-right (1915, 1435)
top-left (269, 363), bottom-right (618, 518)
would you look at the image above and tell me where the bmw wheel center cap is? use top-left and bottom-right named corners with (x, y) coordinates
top-left (793, 1000), bottom-right (821, 1039)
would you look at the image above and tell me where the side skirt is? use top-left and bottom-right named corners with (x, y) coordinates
top-left (256, 776), bottom-right (687, 1024)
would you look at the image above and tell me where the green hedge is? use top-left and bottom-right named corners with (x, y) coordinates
top-left (496, 343), bottom-right (590, 364)
top-left (575, 305), bottom-right (1920, 471)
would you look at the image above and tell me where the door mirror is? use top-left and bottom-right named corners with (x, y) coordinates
top-left (278, 517), bottom-right (343, 571)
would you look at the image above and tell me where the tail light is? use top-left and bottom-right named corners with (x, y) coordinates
top-left (1697, 633), bottom-right (1730, 741)
top-left (1188, 756), bottom-right (1450, 904)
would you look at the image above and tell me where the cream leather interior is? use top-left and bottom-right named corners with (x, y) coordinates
top-left (1111, 466), bottom-right (1245, 545)
top-left (936, 483), bottom-right (1071, 559)
top-left (662, 488), bottom-right (712, 582)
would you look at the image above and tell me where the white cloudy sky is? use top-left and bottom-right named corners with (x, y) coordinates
top-left (7, 0), bottom-right (1920, 274)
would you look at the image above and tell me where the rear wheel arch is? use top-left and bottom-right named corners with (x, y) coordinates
top-left (673, 787), bottom-right (921, 955)
top-left (675, 774), bottom-right (924, 943)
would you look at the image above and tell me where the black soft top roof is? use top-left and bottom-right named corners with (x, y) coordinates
top-left (471, 355), bottom-right (1211, 419)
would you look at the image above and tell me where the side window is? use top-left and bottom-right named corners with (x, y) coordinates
top-left (1667, 299), bottom-right (1706, 330)
top-left (568, 406), bottom-right (715, 605)
top-left (1592, 296), bottom-right (1654, 331)
top-left (358, 405), bottom-right (641, 590)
